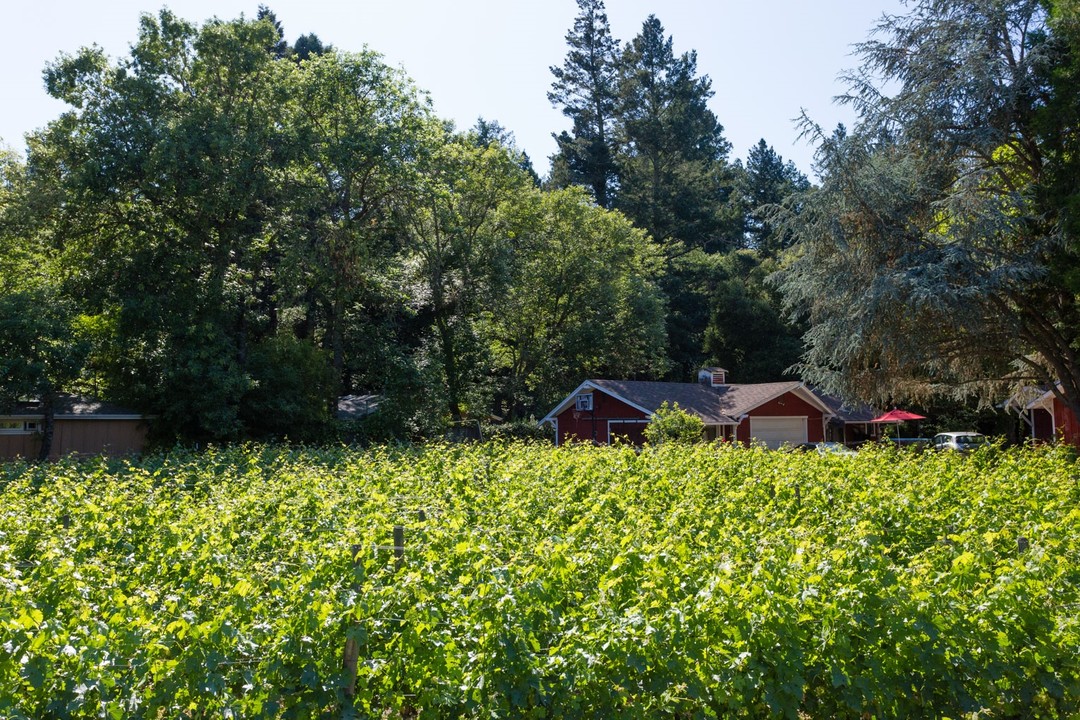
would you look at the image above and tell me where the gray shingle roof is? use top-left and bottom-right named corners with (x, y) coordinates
top-left (589, 379), bottom-right (810, 425)
top-left (336, 394), bottom-right (382, 420)
top-left (5, 393), bottom-right (142, 418)
top-left (810, 389), bottom-right (878, 423)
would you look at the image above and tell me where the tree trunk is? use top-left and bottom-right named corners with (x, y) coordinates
top-left (436, 316), bottom-right (464, 422)
top-left (37, 392), bottom-right (56, 462)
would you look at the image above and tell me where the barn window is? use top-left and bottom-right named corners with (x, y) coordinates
top-left (0, 420), bottom-right (36, 434)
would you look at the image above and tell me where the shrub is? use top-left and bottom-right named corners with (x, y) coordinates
top-left (643, 401), bottom-right (704, 445)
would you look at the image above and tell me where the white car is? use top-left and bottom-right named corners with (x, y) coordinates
top-left (816, 441), bottom-right (857, 455)
top-left (933, 432), bottom-right (986, 452)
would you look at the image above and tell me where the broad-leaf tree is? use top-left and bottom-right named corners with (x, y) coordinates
top-left (39, 10), bottom-right (303, 440)
top-left (0, 152), bottom-right (90, 459)
top-left (396, 131), bottom-right (532, 421)
top-left (483, 186), bottom-right (667, 417)
top-left (283, 48), bottom-right (436, 381)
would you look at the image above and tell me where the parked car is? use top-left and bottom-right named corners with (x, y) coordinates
top-left (933, 431), bottom-right (987, 452)
top-left (790, 441), bottom-right (856, 455)
top-left (881, 436), bottom-right (932, 450)
top-left (815, 441), bottom-right (857, 455)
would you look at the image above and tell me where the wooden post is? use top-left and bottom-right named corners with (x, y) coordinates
top-left (394, 525), bottom-right (405, 571)
top-left (343, 544), bottom-right (362, 699)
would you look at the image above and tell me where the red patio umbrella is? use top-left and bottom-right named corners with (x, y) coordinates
top-left (870, 409), bottom-right (927, 423)
top-left (870, 408), bottom-right (927, 441)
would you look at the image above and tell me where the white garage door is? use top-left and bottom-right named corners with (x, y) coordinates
top-left (749, 417), bottom-right (807, 449)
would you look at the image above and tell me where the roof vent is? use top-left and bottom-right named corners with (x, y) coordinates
top-left (698, 367), bottom-right (728, 387)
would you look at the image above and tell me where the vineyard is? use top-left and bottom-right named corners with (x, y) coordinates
top-left (1, 442), bottom-right (1079, 718)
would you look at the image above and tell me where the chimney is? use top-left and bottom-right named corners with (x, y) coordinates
top-left (698, 367), bottom-right (728, 388)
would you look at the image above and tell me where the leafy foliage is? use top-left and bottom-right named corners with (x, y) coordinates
top-left (1, 443), bottom-right (1078, 718)
top-left (547, 0), bottom-right (621, 208)
top-left (7, 3), bottom-right (827, 446)
top-left (484, 186), bottom-right (667, 417)
top-left (702, 251), bottom-right (804, 382)
top-left (775, 0), bottom-right (1080, 417)
top-left (642, 401), bottom-right (704, 444)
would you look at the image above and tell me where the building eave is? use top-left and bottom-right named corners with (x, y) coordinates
top-left (724, 382), bottom-right (836, 419)
top-left (538, 380), bottom-right (656, 427)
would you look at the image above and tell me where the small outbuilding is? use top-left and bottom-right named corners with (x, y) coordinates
top-left (0, 394), bottom-right (149, 461)
top-left (1013, 385), bottom-right (1080, 446)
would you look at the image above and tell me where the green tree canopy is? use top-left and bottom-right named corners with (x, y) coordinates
top-left (31, 10), bottom-right (435, 442)
top-left (7, 5), bottom-right (685, 444)
top-left (614, 15), bottom-right (737, 255)
top-left (39, 10), bottom-right (295, 440)
top-left (739, 139), bottom-right (810, 255)
top-left (484, 186), bottom-right (668, 418)
top-left (776, 0), bottom-right (1080, 418)
top-left (548, 0), bottom-right (621, 208)
top-left (0, 152), bottom-right (91, 459)
top-left (395, 131), bottom-right (533, 421)
top-left (703, 250), bottom-right (804, 383)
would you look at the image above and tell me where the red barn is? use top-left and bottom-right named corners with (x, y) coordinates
top-left (1018, 386), bottom-right (1080, 446)
top-left (540, 368), bottom-right (840, 448)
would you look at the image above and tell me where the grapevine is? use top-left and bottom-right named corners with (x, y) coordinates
top-left (1, 442), bottom-right (1077, 718)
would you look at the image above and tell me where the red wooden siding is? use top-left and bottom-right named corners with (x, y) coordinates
top-left (555, 391), bottom-right (648, 445)
top-left (1031, 407), bottom-right (1054, 442)
top-left (608, 420), bottom-right (649, 445)
top-left (1053, 397), bottom-right (1080, 446)
top-left (735, 392), bottom-right (825, 445)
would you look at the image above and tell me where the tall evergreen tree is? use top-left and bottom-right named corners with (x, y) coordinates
top-left (292, 33), bottom-right (329, 62)
top-left (256, 5), bottom-right (288, 59)
top-left (256, 5), bottom-right (330, 63)
top-left (548, 0), bottom-right (620, 208)
top-left (740, 139), bottom-right (809, 255)
top-left (614, 15), bottom-right (736, 254)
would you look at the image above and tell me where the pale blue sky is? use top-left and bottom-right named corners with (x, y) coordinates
top-left (2, 0), bottom-right (906, 177)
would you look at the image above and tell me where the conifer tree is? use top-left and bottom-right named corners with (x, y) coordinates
top-left (740, 139), bottom-right (809, 255)
top-left (548, 0), bottom-right (620, 208)
top-left (776, 0), bottom-right (1080, 416)
top-left (614, 15), bottom-right (736, 254)
top-left (256, 5), bottom-right (288, 59)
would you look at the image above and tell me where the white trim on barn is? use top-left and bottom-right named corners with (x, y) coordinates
top-left (0, 419), bottom-right (38, 434)
top-left (539, 380), bottom-right (655, 427)
top-left (608, 419), bottom-right (649, 443)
